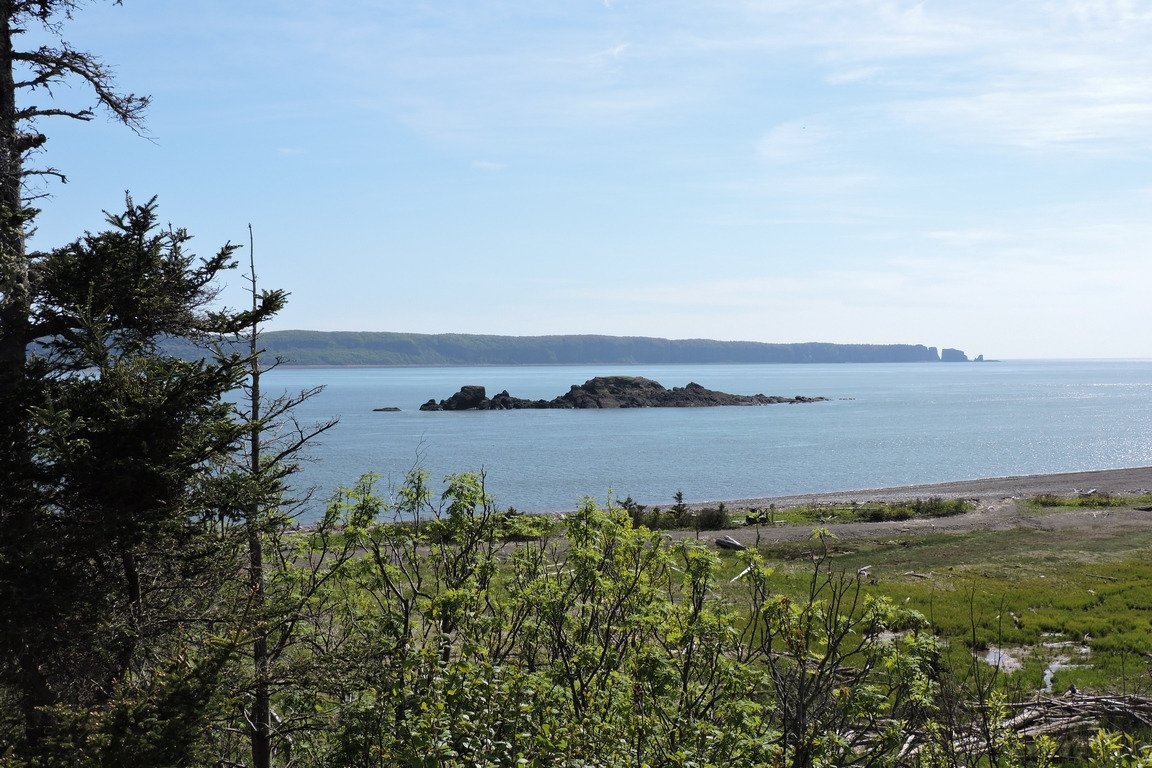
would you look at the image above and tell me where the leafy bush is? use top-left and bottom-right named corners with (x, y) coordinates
top-left (496, 508), bottom-right (557, 540)
top-left (857, 505), bottom-right (915, 522)
top-left (1031, 492), bottom-right (1138, 508)
top-left (695, 503), bottom-right (731, 530)
top-left (753, 497), bottom-right (973, 525)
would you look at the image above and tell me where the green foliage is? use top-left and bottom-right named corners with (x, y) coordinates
top-left (219, 473), bottom-right (944, 767)
top-left (695, 502), bottom-right (732, 530)
top-left (1089, 730), bottom-right (1152, 767)
top-left (755, 525), bottom-right (1152, 700)
top-left (14, 437), bottom-right (1152, 766)
top-left (0, 198), bottom-right (260, 760)
top-left (28, 640), bottom-right (233, 768)
top-left (495, 508), bottom-right (558, 541)
top-left (858, 496), bottom-right (971, 521)
top-left (619, 494), bottom-right (733, 531)
top-left (1030, 492), bottom-right (1152, 509)
top-left (757, 496), bottom-right (973, 525)
top-left (672, 488), bottom-right (689, 526)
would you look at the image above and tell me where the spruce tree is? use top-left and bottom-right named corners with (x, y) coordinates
top-left (0, 197), bottom-right (276, 758)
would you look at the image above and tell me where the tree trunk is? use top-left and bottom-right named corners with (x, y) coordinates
top-left (0, 6), bottom-right (41, 749)
top-left (249, 518), bottom-right (271, 768)
top-left (247, 231), bottom-right (272, 768)
top-left (0, 1), bottom-right (29, 372)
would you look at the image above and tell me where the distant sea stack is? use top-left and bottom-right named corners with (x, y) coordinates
top-left (419, 376), bottom-right (829, 411)
top-left (167, 331), bottom-right (980, 367)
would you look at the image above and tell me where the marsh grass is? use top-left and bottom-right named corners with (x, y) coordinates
top-left (745, 496), bottom-right (973, 526)
top-left (1030, 492), bottom-right (1152, 509)
top-left (713, 525), bottom-right (1152, 696)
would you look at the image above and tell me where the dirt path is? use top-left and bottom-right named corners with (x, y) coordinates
top-left (676, 466), bottom-right (1152, 546)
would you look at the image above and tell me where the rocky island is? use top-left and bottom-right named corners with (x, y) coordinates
top-left (419, 376), bottom-right (828, 411)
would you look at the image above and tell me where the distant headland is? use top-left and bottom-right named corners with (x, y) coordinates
top-left (179, 331), bottom-right (981, 366)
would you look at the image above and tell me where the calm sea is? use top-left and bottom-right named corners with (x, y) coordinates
top-left (261, 361), bottom-right (1152, 515)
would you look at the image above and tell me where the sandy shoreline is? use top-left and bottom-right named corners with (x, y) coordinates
top-left (700, 466), bottom-right (1152, 511)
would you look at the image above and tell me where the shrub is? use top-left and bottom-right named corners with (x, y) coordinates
top-left (498, 508), bottom-right (557, 540)
top-left (1033, 492), bottom-right (1130, 508)
top-left (695, 503), bottom-right (731, 530)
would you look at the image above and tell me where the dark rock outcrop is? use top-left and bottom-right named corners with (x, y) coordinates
top-left (442, 385), bottom-right (488, 410)
top-left (419, 376), bottom-right (828, 411)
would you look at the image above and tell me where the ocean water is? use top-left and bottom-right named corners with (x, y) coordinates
top-left (260, 361), bottom-right (1152, 515)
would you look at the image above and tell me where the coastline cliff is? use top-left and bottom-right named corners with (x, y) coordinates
top-left (171, 331), bottom-right (975, 366)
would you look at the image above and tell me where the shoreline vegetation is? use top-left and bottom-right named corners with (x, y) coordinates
top-left (697, 465), bottom-right (1152, 514)
top-left (504, 466), bottom-right (1152, 521)
top-left (623, 465), bottom-right (1152, 550)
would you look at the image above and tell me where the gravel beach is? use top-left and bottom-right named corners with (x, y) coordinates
top-left (680, 466), bottom-right (1152, 545)
top-left (711, 466), bottom-right (1152, 510)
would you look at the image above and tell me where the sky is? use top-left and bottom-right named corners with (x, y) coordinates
top-left (18, 1), bottom-right (1152, 359)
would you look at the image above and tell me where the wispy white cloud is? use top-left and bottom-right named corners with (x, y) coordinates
top-left (892, 54), bottom-right (1152, 154)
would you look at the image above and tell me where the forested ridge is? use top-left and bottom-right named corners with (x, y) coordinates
top-left (172, 330), bottom-right (969, 366)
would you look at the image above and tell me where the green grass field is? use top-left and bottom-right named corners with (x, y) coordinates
top-left (707, 497), bottom-right (1152, 697)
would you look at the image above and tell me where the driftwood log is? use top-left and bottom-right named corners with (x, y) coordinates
top-left (892, 694), bottom-right (1152, 760)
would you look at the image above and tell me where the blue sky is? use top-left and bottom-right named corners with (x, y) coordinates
top-left (21, 1), bottom-right (1152, 359)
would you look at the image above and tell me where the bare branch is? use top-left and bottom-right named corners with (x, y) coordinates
top-left (21, 168), bottom-right (66, 182)
top-left (16, 106), bottom-right (93, 121)
top-left (13, 44), bottom-right (149, 132)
